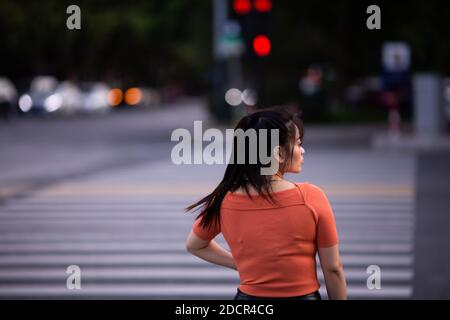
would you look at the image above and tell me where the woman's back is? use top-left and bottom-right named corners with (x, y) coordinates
top-left (193, 182), bottom-right (339, 297)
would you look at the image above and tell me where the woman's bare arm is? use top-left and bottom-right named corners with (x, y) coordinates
top-left (318, 245), bottom-right (347, 300)
top-left (186, 230), bottom-right (237, 270)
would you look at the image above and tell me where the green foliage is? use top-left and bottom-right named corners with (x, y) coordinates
top-left (0, 0), bottom-right (448, 97)
top-left (0, 0), bottom-right (212, 88)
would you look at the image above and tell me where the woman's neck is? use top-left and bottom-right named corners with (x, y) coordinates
top-left (271, 172), bottom-right (284, 181)
top-left (233, 179), bottom-right (295, 195)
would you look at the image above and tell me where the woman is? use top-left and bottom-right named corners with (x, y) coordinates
top-left (185, 108), bottom-right (347, 300)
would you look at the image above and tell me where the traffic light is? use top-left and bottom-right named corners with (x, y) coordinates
top-left (230, 0), bottom-right (272, 108)
top-left (253, 0), bottom-right (272, 12)
top-left (252, 35), bottom-right (271, 57)
top-left (233, 0), bottom-right (251, 15)
top-left (233, 0), bottom-right (272, 14)
top-left (231, 0), bottom-right (272, 59)
top-left (251, 1), bottom-right (271, 58)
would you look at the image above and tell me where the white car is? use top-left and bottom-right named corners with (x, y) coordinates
top-left (18, 76), bottom-right (60, 114)
top-left (79, 82), bottom-right (111, 114)
top-left (0, 77), bottom-right (18, 120)
top-left (444, 78), bottom-right (450, 123)
top-left (54, 81), bottom-right (84, 115)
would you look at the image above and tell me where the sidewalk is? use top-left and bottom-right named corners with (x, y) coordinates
top-left (372, 132), bottom-right (450, 151)
top-left (413, 150), bottom-right (450, 299)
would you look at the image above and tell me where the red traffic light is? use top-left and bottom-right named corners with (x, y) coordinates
top-left (254, 0), bottom-right (272, 12)
top-left (233, 0), bottom-right (251, 15)
top-left (253, 35), bottom-right (271, 56)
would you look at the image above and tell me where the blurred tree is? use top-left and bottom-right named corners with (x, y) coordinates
top-left (0, 0), bottom-right (448, 106)
top-left (0, 0), bottom-right (212, 91)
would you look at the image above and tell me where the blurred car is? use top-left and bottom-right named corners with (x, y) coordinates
top-left (18, 78), bottom-right (112, 116)
top-left (0, 77), bottom-right (18, 120)
top-left (18, 76), bottom-right (60, 114)
top-left (107, 86), bottom-right (160, 109)
top-left (139, 87), bottom-right (161, 108)
top-left (54, 81), bottom-right (83, 115)
top-left (444, 78), bottom-right (450, 124)
top-left (79, 82), bottom-right (111, 114)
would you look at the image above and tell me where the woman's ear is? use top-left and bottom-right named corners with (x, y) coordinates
top-left (273, 146), bottom-right (284, 164)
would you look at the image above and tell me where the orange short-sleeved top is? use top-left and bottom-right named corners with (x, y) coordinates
top-left (192, 182), bottom-right (339, 297)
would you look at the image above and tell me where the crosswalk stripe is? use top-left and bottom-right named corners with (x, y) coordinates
top-left (0, 267), bottom-right (413, 283)
top-left (0, 242), bottom-right (413, 254)
top-left (0, 283), bottom-right (413, 299)
top-left (0, 183), bottom-right (415, 299)
top-left (0, 253), bottom-right (414, 267)
top-left (23, 183), bottom-right (413, 197)
top-left (0, 233), bottom-right (414, 243)
top-left (0, 220), bottom-right (415, 230)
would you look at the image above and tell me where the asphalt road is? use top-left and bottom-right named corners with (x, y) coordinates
top-left (0, 98), bottom-right (208, 199)
top-left (0, 99), bottom-right (437, 299)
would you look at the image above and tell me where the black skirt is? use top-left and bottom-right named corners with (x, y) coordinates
top-left (233, 288), bottom-right (322, 300)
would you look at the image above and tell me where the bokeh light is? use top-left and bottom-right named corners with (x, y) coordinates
top-left (107, 88), bottom-right (123, 107)
top-left (224, 88), bottom-right (242, 106)
top-left (124, 88), bottom-right (142, 106)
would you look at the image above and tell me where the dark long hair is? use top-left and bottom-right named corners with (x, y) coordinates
top-left (185, 107), bottom-right (304, 232)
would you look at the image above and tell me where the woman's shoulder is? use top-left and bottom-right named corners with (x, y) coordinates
top-left (296, 182), bottom-right (328, 201)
